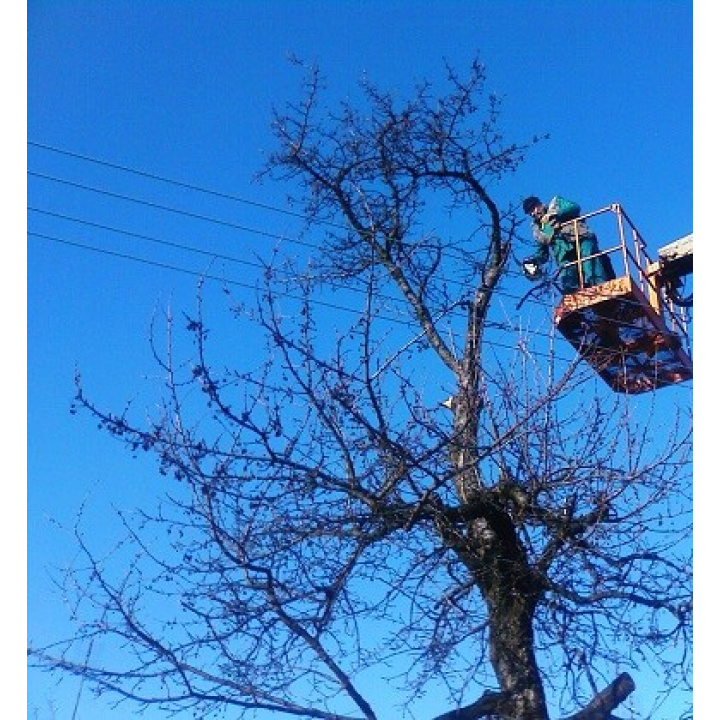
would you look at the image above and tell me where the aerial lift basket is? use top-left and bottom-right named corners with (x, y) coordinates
top-left (552, 204), bottom-right (692, 394)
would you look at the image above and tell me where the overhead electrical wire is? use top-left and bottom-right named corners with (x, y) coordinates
top-left (26, 165), bottom-right (589, 316)
top-left (26, 213), bottom-right (566, 347)
top-left (28, 140), bottom-right (324, 226)
top-left (27, 140), bottom-right (530, 276)
top-left (26, 159), bottom-right (554, 312)
top-left (31, 228), bottom-right (569, 370)
top-left (27, 206), bottom-right (506, 327)
top-left (27, 167), bottom-right (536, 289)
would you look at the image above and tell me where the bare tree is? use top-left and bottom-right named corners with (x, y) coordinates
top-left (29, 58), bottom-right (692, 720)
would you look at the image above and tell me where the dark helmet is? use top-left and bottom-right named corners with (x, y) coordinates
top-left (522, 196), bottom-right (542, 214)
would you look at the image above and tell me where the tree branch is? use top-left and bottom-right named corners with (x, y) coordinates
top-left (561, 673), bottom-right (636, 720)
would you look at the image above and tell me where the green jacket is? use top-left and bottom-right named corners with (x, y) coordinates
top-left (529, 195), bottom-right (594, 266)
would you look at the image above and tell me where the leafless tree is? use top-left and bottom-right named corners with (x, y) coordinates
top-left (29, 58), bottom-right (692, 720)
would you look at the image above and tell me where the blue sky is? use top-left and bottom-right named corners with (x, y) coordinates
top-left (26, 2), bottom-right (699, 718)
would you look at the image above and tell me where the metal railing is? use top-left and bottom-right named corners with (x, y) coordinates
top-left (559, 203), bottom-right (691, 351)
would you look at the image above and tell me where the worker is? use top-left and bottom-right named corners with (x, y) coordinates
top-left (521, 195), bottom-right (615, 294)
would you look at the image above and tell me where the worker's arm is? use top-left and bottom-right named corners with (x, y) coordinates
top-left (546, 196), bottom-right (581, 223)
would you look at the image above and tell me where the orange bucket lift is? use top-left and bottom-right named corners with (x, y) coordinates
top-left (552, 204), bottom-right (692, 394)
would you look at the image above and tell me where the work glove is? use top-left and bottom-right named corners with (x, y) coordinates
top-left (522, 258), bottom-right (543, 281)
top-left (541, 213), bottom-right (561, 230)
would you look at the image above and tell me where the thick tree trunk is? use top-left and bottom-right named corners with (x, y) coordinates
top-left (447, 388), bottom-right (548, 718)
top-left (485, 593), bottom-right (548, 719)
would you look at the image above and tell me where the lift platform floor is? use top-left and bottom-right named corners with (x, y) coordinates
top-left (553, 276), bottom-right (693, 394)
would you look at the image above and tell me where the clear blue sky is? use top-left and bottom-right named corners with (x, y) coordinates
top-left (26, 2), bottom-right (700, 719)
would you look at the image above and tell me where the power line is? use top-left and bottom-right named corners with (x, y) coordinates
top-left (28, 169), bottom-right (506, 288)
top-left (27, 206), bottom-right (481, 318)
top-left (26, 201), bottom-right (559, 329)
top-left (26, 159), bottom-right (551, 309)
top-left (29, 229), bottom-right (567, 362)
top-left (28, 170), bottom-right (319, 251)
top-left (28, 140), bottom-right (329, 227)
top-left (36, 140), bottom-right (621, 320)
top-left (28, 230), bottom-right (408, 324)
top-left (25, 171), bottom-right (569, 316)
top-left (27, 141), bottom-right (516, 271)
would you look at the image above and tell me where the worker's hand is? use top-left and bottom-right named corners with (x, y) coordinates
top-left (541, 213), bottom-right (560, 229)
top-left (522, 258), bottom-right (543, 281)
